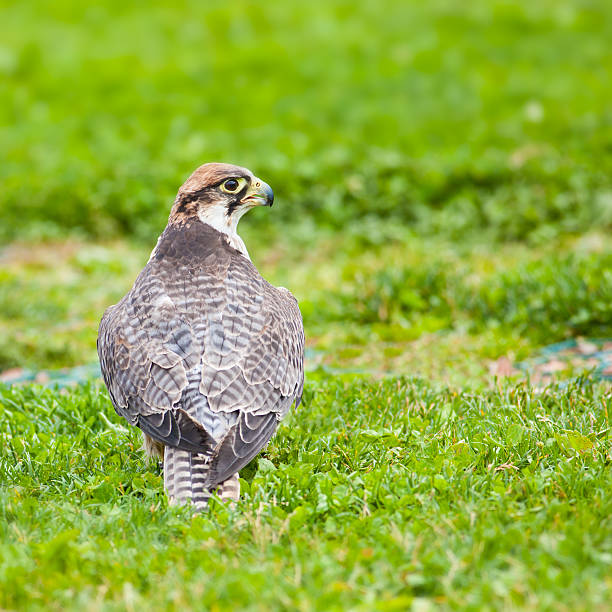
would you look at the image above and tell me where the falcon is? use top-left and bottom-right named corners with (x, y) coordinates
top-left (97, 163), bottom-right (305, 510)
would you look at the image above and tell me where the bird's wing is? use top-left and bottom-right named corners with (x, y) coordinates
top-left (98, 261), bottom-right (216, 453)
top-left (98, 229), bottom-right (304, 482)
top-left (197, 254), bottom-right (305, 484)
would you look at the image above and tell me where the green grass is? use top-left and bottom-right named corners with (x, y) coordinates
top-left (1, 0), bottom-right (612, 244)
top-left (3, 0), bottom-right (612, 608)
top-left (2, 377), bottom-right (612, 610)
top-left (2, 233), bottom-right (611, 383)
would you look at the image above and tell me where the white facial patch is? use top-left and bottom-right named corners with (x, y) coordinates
top-left (197, 203), bottom-right (252, 260)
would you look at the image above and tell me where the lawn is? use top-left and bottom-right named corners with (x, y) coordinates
top-left (1, 0), bottom-right (612, 610)
top-left (2, 378), bottom-right (612, 610)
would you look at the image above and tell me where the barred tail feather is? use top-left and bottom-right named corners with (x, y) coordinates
top-left (164, 446), bottom-right (212, 511)
top-left (216, 472), bottom-right (240, 502)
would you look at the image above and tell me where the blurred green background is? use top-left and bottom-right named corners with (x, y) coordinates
top-left (1, 0), bottom-right (612, 379)
top-left (3, 3), bottom-right (612, 609)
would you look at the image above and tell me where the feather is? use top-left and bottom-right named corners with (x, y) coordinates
top-left (97, 169), bottom-right (304, 512)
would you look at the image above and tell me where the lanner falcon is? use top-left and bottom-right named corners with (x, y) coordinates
top-left (97, 163), bottom-right (305, 511)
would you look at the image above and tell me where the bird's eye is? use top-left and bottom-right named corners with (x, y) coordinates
top-left (221, 178), bottom-right (241, 193)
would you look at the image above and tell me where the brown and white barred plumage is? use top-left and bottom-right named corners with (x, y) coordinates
top-left (97, 163), bottom-right (304, 511)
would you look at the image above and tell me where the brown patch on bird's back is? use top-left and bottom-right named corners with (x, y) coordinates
top-left (169, 193), bottom-right (200, 226)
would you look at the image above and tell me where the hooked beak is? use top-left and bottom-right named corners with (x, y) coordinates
top-left (241, 177), bottom-right (274, 207)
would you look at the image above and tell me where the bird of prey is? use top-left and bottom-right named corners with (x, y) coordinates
top-left (97, 163), bottom-right (304, 511)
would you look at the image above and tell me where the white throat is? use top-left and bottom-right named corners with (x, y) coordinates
top-left (197, 204), bottom-right (251, 260)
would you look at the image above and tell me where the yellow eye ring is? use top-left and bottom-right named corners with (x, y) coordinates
top-left (221, 178), bottom-right (245, 194)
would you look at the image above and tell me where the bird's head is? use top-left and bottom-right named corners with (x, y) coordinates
top-left (169, 163), bottom-right (274, 232)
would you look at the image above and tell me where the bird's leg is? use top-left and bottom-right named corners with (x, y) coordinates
top-left (215, 472), bottom-right (240, 502)
top-left (142, 432), bottom-right (164, 461)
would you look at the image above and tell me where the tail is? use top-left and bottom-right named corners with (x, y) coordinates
top-left (163, 447), bottom-right (241, 511)
top-left (164, 446), bottom-right (212, 511)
